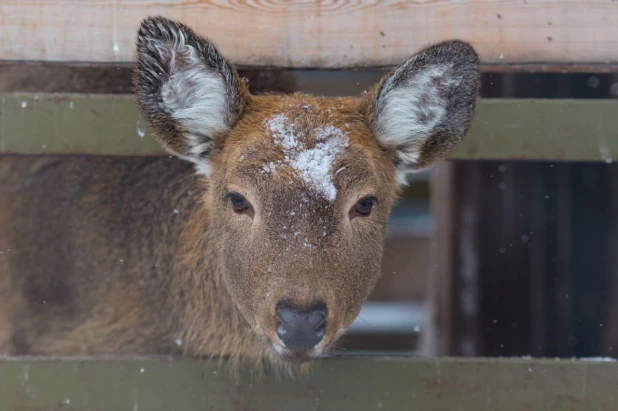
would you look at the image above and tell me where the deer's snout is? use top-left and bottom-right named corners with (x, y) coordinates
top-left (276, 301), bottom-right (326, 350)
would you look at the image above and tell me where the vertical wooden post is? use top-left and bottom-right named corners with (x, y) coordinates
top-left (421, 161), bottom-right (482, 356)
top-left (420, 162), bottom-right (454, 356)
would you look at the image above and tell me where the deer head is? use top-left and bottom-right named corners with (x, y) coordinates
top-left (135, 16), bottom-right (479, 364)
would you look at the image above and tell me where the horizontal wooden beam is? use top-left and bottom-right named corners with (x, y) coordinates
top-left (454, 99), bottom-right (618, 162)
top-left (1, 93), bottom-right (617, 162)
top-left (2, 1), bottom-right (618, 69)
top-left (2, 62), bottom-right (618, 102)
top-left (0, 356), bottom-right (616, 410)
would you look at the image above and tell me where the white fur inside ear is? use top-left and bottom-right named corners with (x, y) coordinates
top-left (395, 170), bottom-right (410, 186)
top-left (375, 64), bottom-right (458, 153)
top-left (176, 153), bottom-right (212, 177)
top-left (158, 32), bottom-right (229, 145)
top-left (187, 137), bottom-right (215, 157)
top-left (186, 137), bottom-right (214, 177)
top-left (192, 160), bottom-right (212, 177)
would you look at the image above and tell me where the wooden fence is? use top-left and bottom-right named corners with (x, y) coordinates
top-left (2, 1), bottom-right (618, 410)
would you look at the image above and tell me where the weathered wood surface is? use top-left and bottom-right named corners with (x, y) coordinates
top-left (0, 356), bottom-right (617, 410)
top-left (2, 93), bottom-right (618, 163)
top-left (2, 1), bottom-right (618, 69)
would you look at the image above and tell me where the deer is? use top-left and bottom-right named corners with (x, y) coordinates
top-left (0, 17), bottom-right (479, 369)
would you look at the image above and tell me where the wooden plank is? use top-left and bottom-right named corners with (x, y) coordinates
top-left (0, 356), bottom-right (617, 410)
top-left (0, 93), bottom-right (160, 156)
top-left (0, 62), bottom-right (321, 95)
top-left (1, 62), bottom-right (616, 102)
top-left (421, 162), bottom-right (483, 357)
top-left (455, 99), bottom-right (618, 162)
top-left (2, 93), bottom-right (618, 162)
top-left (2, 1), bottom-right (618, 69)
top-left (3, 63), bottom-right (618, 103)
top-left (420, 162), bottom-right (458, 357)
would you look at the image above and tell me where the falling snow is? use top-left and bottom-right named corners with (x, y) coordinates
top-left (599, 144), bottom-right (612, 163)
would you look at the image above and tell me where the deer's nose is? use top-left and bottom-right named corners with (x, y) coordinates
top-left (276, 301), bottom-right (326, 350)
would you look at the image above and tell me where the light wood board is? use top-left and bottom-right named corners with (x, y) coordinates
top-left (2, 1), bottom-right (618, 68)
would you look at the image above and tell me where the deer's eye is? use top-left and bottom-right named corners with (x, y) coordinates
top-left (229, 192), bottom-right (249, 213)
top-left (350, 196), bottom-right (378, 218)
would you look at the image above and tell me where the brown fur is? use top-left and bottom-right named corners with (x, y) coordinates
top-left (0, 17), bottom-right (480, 370)
top-left (0, 96), bottom-right (396, 368)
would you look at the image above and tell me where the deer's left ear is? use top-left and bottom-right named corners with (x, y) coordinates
top-left (364, 40), bottom-right (480, 183)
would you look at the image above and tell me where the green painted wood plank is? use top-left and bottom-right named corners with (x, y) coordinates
top-left (0, 356), bottom-right (616, 410)
top-left (0, 93), bottom-right (158, 156)
top-left (454, 99), bottom-right (618, 162)
top-left (1, 93), bottom-right (618, 162)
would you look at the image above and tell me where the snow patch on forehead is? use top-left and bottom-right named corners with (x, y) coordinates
top-left (291, 137), bottom-right (348, 202)
top-left (315, 125), bottom-right (346, 141)
top-left (267, 114), bottom-right (300, 151)
top-left (265, 114), bottom-right (348, 202)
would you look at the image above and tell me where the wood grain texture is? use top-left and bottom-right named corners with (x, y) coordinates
top-left (2, 1), bottom-right (618, 68)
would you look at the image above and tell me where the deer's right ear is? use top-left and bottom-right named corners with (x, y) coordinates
top-left (134, 16), bottom-right (248, 175)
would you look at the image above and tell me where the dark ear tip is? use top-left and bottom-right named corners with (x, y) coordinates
top-left (138, 16), bottom-right (164, 35)
top-left (440, 39), bottom-right (476, 50)
top-left (139, 16), bottom-right (175, 31)
top-left (428, 39), bottom-right (480, 66)
top-left (136, 16), bottom-right (191, 43)
top-left (137, 16), bottom-right (164, 45)
top-left (453, 40), bottom-right (480, 63)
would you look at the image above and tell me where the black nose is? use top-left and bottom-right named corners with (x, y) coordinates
top-left (276, 301), bottom-right (327, 350)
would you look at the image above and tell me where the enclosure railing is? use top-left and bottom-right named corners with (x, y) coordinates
top-left (2, 1), bottom-right (618, 410)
